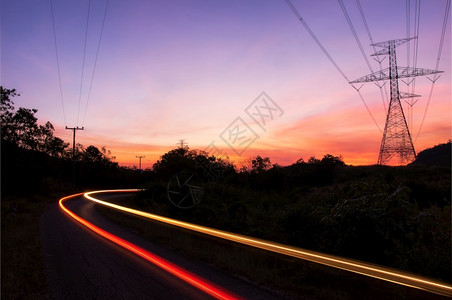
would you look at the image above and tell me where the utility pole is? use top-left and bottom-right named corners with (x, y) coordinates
top-left (66, 126), bottom-right (84, 189)
top-left (350, 37), bottom-right (442, 165)
top-left (136, 155), bottom-right (145, 171)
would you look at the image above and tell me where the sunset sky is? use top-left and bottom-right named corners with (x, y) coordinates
top-left (2, 0), bottom-right (450, 169)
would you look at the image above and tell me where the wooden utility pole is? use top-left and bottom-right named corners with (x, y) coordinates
top-left (66, 126), bottom-right (84, 189)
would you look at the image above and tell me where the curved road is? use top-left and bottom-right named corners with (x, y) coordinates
top-left (40, 194), bottom-right (281, 299)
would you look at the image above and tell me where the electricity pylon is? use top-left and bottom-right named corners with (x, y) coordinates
top-left (350, 37), bottom-right (442, 165)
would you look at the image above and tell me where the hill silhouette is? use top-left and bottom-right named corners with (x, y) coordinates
top-left (410, 140), bottom-right (451, 167)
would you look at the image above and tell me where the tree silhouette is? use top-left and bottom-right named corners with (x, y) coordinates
top-left (45, 136), bottom-right (69, 158)
top-left (1, 85), bottom-right (69, 156)
top-left (251, 155), bottom-right (271, 173)
top-left (153, 147), bottom-right (197, 177)
top-left (1, 87), bottom-right (19, 143)
top-left (320, 154), bottom-right (345, 166)
top-left (153, 147), bottom-right (235, 181)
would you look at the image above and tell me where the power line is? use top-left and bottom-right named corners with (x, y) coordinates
top-left (356, 0), bottom-right (375, 47)
top-left (50, 0), bottom-right (108, 129)
top-left (82, 0), bottom-right (110, 127)
top-left (284, 0), bottom-right (382, 133)
top-left (284, 0), bottom-right (349, 81)
top-left (49, 0), bottom-right (67, 125)
top-left (405, 0), bottom-right (415, 132)
top-left (77, 0), bottom-right (91, 127)
top-left (433, 0), bottom-right (450, 73)
top-left (356, 0), bottom-right (389, 112)
top-left (402, 1), bottom-right (422, 131)
top-left (355, 88), bottom-right (382, 133)
top-left (410, 0), bottom-right (421, 96)
top-left (357, 0), bottom-right (390, 106)
top-left (338, 0), bottom-right (373, 72)
top-left (406, 0), bottom-right (411, 70)
top-left (413, 0), bottom-right (421, 69)
top-left (415, 0), bottom-right (450, 143)
top-left (403, 0), bottom-right (424, 136)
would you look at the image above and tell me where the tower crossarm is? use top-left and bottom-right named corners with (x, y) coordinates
top-left (349, 67), bottom-right (443, 84)
top-left (349, 68), bottom-right (389, 83)
top-left (370, 48), bottom-right (391, 56)
top-left (398, 66), bottom-right (443, 78)
top-left (399, 91), bottom-right (421, 99)
top-left (371, 37), bottom-right (415, 51)
top-left (370, 38), bottom-right (416, 56)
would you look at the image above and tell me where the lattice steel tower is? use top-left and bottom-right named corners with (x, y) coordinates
top-left (350, 37), bottom-right (442, 165)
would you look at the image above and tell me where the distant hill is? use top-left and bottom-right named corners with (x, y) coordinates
top-left (410, 140), bottom-right (451, 167)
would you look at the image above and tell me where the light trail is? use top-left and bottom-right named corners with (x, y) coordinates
top-left (58, 193), bottom-right (240, 300)
top-left (85, 189), bottom-right (452, 297)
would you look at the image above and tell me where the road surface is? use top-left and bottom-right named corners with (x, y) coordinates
top-left (40, 194), bottom-right (282, 299)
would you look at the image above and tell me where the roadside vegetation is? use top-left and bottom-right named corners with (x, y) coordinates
top-left (96, 143), bottom-right (450, 298)
top-left (103, 146), bottom-right (451, 281)
top-left (1, 85), bottom-right (450, 298)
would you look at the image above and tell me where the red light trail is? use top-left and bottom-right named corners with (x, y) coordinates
top-left (58, 193), bottom-right (240, 300)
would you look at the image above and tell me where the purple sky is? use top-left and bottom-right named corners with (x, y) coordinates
top-left (2, 0), bottom-right (450, 168)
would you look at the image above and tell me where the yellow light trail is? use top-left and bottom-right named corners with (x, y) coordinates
top-left (59, 192), bottom-right (240, 300)
top-left (85, 189), bottom-right (452, 297)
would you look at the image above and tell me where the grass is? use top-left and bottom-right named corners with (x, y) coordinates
top-left (1, 195), bottom-right (51, 299)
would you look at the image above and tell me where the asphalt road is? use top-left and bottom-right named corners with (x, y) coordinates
top-left (40, 194), bottom-right (281, 299)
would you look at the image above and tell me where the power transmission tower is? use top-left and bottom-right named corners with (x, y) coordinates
top-left (136, 155), bottom-right (145, 171)
top-left (66, 126), bottom-right (84, 188)
top-left (177, 139), bottom-right (188, 149)
top-left (350, 37), bottom-right (442, 165)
